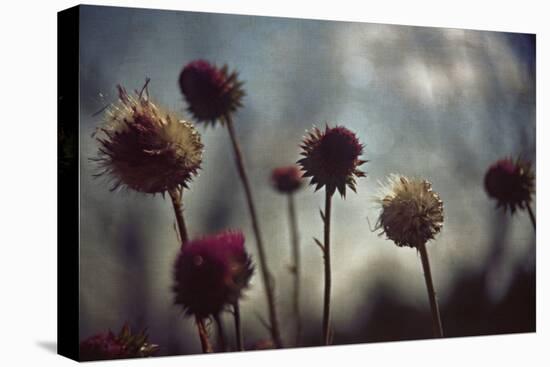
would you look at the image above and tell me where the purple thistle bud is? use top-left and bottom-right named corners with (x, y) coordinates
top-left (271, 165), bottom-right (303, 194)
top-left (484, 157), bottom-right (535, 213)
top-left (173, 231), bottom-right (254, 318)
top-left (79, 332), bottom-right (125, 361)
top-left (298, 125), bottom-right (366, 197)
top-left (179, 60), bottom-right (245, 125)
top-left (79, 324), bottom-right (159, 361)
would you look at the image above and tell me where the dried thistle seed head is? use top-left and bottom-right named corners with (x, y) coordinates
top-left (94, 85), bottom-right (203, 194)
top-left (484, 157), bottom-right (535, 213)
top-left (376, 175), bottom-right (444, 249)
top-left (271, 165), bottom-right (303, 194)
top-left (173, 231), bottom-right (254, 318)
top-left (179, 60), bottom-right (245, 125)
top-left (298, 125), bottom-right (366, 197)
top-left (79, 324), bottom-right (159, 361)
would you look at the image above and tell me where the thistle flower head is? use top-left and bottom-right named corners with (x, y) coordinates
top-left (298, 125), bottom-right (366, 197)
top-left (94, 84), bottom-right (203, 194)
top-left (271, 165), bottom-right (303, 194)
top-left (179, 60), bottom-right (245, 125)
top-left (376, 175), bottom-right (444, 249)
top-left (79, 324), bottom-right (159, 361)
top-left (484, 157), bottom-right (535, 213)
top-left (173, 230), bottom-right (254, 318)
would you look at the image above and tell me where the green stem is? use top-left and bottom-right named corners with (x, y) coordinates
top-left (224, 114), bottom-right (283, 348)
top-left (233, 302), bottom-right (244, 351)
top-left (526, 202), bottom-right (536, 231)
top-left (418, 242), bottom-right (444, 338)
top-left (322, 189), bottom-right (333, 345)
top-left (288, 193), bottom-right (302, 347)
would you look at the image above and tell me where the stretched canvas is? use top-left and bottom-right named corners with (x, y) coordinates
top-left (58, 4), bottom-right (536, 361)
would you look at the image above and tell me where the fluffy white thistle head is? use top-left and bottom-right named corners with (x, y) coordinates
top-left (94, 84), bottom-right (203, 194)
top-left (376, 175), bottom-right (444, 248)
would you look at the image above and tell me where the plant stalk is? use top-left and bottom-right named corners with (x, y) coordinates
top-left (418, 242), bottom-right (444, 338)
top-left (224, 114), bottom-right (283, 348)
top-left (322, 189), bottom-right (333, 345)
top-left (288, 193), bottom-right (302, 346)
top-left (214, 314), bottom-right (227, 352)
top-left (195, 316), bottom-right (213, 353)
top-left (233, 302), bottom-right (244, 351)
top-left (168, 188), bottom-right (188, 244)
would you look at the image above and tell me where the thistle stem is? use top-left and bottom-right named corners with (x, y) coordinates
top-left (526, 203), bottom-right (536, 231)
top-left (195, 316), bottom-right (213, 353)
top-left (322, 189), bottom-right (333, 345)
top-left (168, 188), bottom-right (188, 244)
top-left (288, 193), bottom-right (302, 346)
top-left (233, 302), bottom-right (244, 351)
top-left (214, 314), bottom-right (227, 352)
top-left (418, 242), bottom-right (444, 338)
top-left (224, 114), bottom-right (283, 348)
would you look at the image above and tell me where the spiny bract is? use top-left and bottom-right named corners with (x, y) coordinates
top-left (298, 125), bottom-right (366, 197)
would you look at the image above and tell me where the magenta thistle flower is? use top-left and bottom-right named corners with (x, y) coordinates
top-left (298, 125), bottom-right (366, 197)
top-left (79, 324), bottom-right (159, 361)
top-left (173, 231), bottom-right (254, 318)
top-left (271, 165), bottom-right (303, 194)
top-left (179, 60), bottom-right (245, 125)
top-left (484, 157), bottom-right (535, 213)
top-left (94, 85), bottom-right (203, 194)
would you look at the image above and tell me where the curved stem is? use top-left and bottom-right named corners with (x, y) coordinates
top-left (168, 188), bottom-right (188, 244)
top-left (288, 193), bottom-right (302, 346)
top-left (195, 316), bottom-right (213, 353)
top-left (526, 202), bottom-right (536, 231)
top-left (233, 302), bottom-right (244, 351)
top-left (224, 114), bottom-right (283, 348)
top-left (322, 189), bottom-right (333, 345)
top-left (418, 242), bottom-right (444, 338)
top-left (214, 314), bottom-right (227, 352)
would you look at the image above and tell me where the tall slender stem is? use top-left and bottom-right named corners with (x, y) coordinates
top-left (288, 193), bottom-right (302, 346)
top-left (526, 202), bottom-right (536, 231)
top-left (195, 316), bottom-right (213, 353)
top-left (418, 242), bottom-right (444, 338)
top-left (322, 189), bottom-right (333, 345)
top-left (168, 188), bottom-right (188, 244)
top-left (214, 314), bottom-right (227, 352)
top-left (224, 114), bottom-right (283, 348)
top-left (233, 302), bottom-right (244, 351)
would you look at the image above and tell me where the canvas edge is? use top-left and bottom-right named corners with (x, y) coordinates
top-left (57, 4), bottom-right (81, 362)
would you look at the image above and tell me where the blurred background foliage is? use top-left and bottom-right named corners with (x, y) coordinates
top-left (78, 6), bottom-right (535, 354)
